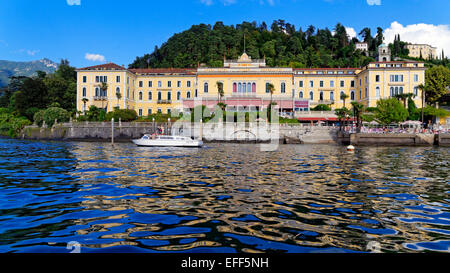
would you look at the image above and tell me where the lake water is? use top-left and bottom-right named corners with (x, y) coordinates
top-left (0, 139), bottom-right (449, 253)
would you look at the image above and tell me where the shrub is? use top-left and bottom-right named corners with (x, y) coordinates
top-left (0, 112), bottom-right (31, 137)
top-left (24, 107), bottom-right (40, 121)
top-left (312, 104), bottom-right (332, 111)
top-left (43, 107), bottom-right (70, 127)
top-left (105, 109), bottom-right (138, 122)
top-left (375, 98), bottom-right (409, 124)
top-left (365, 107), bottom-right (378, 113)
top-left (33, 109), bottom-right (45, 126)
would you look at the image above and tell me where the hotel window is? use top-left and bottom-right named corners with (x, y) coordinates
top-left (330, 91), bottom-right (334, 101)
top-left (139, 92), bottom-right (143, 101)
top-left (195, 89), bottom-right (198, 97)
top-left (177, 81), bottom-right (181, 88)
top-left (157, 92), bottom-right (162, 101)
top-left (168, 81), bottom-right (172, 88)
top-left (252, 83), bottom-right (256, 93)
top-left (414, 86), bottom-right (418, 96)
top-left (138, 109), bottom-right (143, 117)
top-left (101, 76), bottom-right (107, 82)
top-left (309, 91), bottom-right (314, 100)
top-left (414, 74), bottom-right (419, 82)
top-left (167, 92), bottom-right (171, 101)
top-left (242, 83), bottom-right (246, 93)
top-left (127, 77), bottom-right (129, 84)
top-left (158, 81), bottom-right (162, 87)
top-left (116, 76), bottom-right (120, 83)
top-left (83, 76), bottom-right (87, 83)
top-left (299, 81), bottom-right (303, 88)
top-left (82, 87), bottom-right (86, 97)
top-left (281, 83), bottom-right (286, 93)
top-left (365, 88), bottom-right (368, 97)
top-left (149, 81), bottom-right (153, 87)
top-left (157, 108), bottom-right (162, 114)
top-left (390, 87), bottom-right (395, 97)
top-left (351, 80), bottom-right (355, 88)
top-left (340, 81), bottom-right (344, 88)
top-left (340, 91), bottom-right (344, 100)
top-left (148, 109), bottom-right (152, 115)
top-left (247, 82), bottom-right (252, 93)
top-left (375, 75), bottom-right (380, 82)
top-left (351, 91), bottom-right (355, 101)
top-left (359, 79), bottom-right (362, 85)
top-left (390, 75), bottom-right (404, 82)
top-left (116, 87), bottom-right (120, 96)
top-left (375, 86), bottom-right (380, 97)
top-left (95, 87), bottom-right (100, 97)
top-left (177, 91), bottom-right (181, 101)
top-left (399, 87), bottom-right (403, 94)
top-left (148, 91), bottom-right (152, 101)
top-left (204, 82), bottom-right (208, 93)
top-left (299, 91), bottom-right (303, 98)
top-left (309, 81), bottom-right (314, 88)
top-left (187, 81), bottom-right (191, 87)
top-left (265, 83), bottom-right (270, 93)
top-left (187, 91), bottom-right (191, 98)
top-left (319, 92), bottom-right (324, 101)
top-left (359, 90), bottom-right (361, 99)
top-left (167, 109), bottom-right (171, 115)
top-left (127, 88), bottom-right (129, 98)
top-left (330, 81), bottom-right (334, 88)
top-left (233, 83), bottom-right (237, 93)
top-left (320, 81), bottom-right (324, 88)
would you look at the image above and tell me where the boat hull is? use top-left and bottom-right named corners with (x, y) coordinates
top-left (132, 139), bottom-right (203, 147)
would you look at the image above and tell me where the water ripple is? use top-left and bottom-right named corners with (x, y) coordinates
top-left (0, 139), bottom-right (449, 253)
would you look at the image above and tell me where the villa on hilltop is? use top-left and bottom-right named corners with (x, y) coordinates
top-left (76, 48), bottom-right (426, 119)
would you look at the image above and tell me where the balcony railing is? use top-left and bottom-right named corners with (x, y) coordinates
top-left (157, 100), bottom-right (172, 104)
top-left (93, 96), bottom-right (108, 101)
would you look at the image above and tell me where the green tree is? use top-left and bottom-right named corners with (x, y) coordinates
top-left (43, 107), bottom-right (70, 127)
top-left (216, 81), bottom-right (224, 103)
top-left (351, 102), bottom-right (365, 133)
top-left (14, 77), bottom-right (48, 119)
top-left (407, 96), bottom-right (420, 120)
top-left (425, 66), bottom-right (450, 104)
top-left (115, 91), bottom-right (122, 109)
top-left (267, 83), bottom-right (275, 105)
top-left (340, 93), bottom-right (349, 108)
top-left (335, 107), bottom-right (350, 131)
top-left (375, 98), bottom-right (409, 125)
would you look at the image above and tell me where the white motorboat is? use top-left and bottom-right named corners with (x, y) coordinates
top-left (132, 134), bottom-right (203, 147)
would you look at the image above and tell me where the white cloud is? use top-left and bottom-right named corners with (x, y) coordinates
top-left (27, 50), bottom-right (40, 56)
top-left (85, 53), bottom-right (106, 62)
top-left (200, 0), bottom-right (213, 5)
top-left (200, 0), bottom-right (274, 6)
top-left (67, 0), bottom-right (81, 5)
top-left (366, 0), bottom-right (381, 5)
top-left (384, 21), bottom-right (450, 57)
top-left (345, 27), bottom-right (357, 39)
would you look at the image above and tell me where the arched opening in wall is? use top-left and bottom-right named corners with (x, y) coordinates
top-left (383, 57), bottom-right (387, 62)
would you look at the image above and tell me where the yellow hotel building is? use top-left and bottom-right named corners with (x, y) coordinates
top-left (76, 52), bottom-right (426, 116)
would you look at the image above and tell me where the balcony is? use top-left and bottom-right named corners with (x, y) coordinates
top-left (93, 96), bottom-right (108, 101)
top-left (311, 100), bottom-right (335, 105)
top-left (157, 100), bottom-right (172, 104)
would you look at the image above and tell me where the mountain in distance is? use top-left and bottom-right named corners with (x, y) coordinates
top-left (0, 58), bottom-right (58, 87)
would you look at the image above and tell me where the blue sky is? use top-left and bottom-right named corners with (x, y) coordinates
top-left (0, 0), bottom-right (449, 68)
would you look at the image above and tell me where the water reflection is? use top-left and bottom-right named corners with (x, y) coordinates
top-left (0, 139), bottom-right (448, 253)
